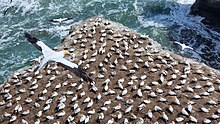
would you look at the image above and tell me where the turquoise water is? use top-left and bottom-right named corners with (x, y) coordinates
top-left (1, 0), bottom-right (220, 83)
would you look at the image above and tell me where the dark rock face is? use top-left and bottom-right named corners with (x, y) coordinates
top-left (190, 0), bottom-right (220, 31)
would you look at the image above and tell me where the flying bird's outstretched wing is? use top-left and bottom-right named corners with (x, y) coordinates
top-left (184, 45), bottom-right (193, 50)
top-left (56, 58), bottom-right (93, 83)
top-left (174, 41), bottom-right (182, 46)
top-left (24, 32), bottom-right (54, 55)
top-left (24, 32), bottom-right (42, 51)
top-left (24, 32), bottom-right (55, 72)
top-left (174, 41), bottom-right (193, 50)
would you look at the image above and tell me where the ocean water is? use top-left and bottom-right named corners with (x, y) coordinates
top-left (0, 0), bottom-right (220, 83)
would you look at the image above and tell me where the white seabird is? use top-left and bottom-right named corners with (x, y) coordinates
top-left (24, 32), bottom-right (93, 82)
top-left (174, 41), bottom-right (193, 51)
top-left (49, 17), bottom-right (72, 23)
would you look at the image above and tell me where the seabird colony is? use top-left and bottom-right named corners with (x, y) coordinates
top-left (0, 17), bottom-right (220, 124)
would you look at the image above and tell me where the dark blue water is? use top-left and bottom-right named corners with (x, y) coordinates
top-left (0, 0), bottom-right (220, 83)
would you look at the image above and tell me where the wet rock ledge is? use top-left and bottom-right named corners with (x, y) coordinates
top-left (1, 17), bottom-right (220, 124)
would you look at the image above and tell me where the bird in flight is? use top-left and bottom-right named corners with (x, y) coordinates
top-left (174, 41), bottom-right (194, 51)
top-left (49, 17), bottom-right (72, 23)
top-left (24, 32), bottom-right (92, 83)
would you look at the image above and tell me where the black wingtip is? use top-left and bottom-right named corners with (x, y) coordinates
top-left (74, 67), bottom-right (93, 83)
top-left (24, 32), bottom-right (29, 36)
top-left (86, 76), bottom-right (93, 83)
top-left (48, 19), bottom-right (53, 22)
top-left (24, 32), bottom-right (38, 44)
top-left (81, 71), bottom-right (93, 83)
top-left (67, 17), bottom-right (73, 20)
top-left (24, 32), bottom-right (32, 40)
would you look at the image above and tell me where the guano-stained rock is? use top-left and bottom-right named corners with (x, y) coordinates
top-left (0, 17), bottom-right (220, 124)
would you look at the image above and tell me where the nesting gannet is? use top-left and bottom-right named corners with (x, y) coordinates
top-left (24, 32), bottom-right (93, 82)
top-left (174, 42), bottom-right (193, 50)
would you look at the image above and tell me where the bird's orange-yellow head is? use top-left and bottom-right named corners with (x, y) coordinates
top-left (63, 50), bottom-right (71, 55)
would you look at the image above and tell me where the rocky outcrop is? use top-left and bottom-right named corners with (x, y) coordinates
top-left (190, 0), bottom-right (220, 31)
top-left (0, 17), bottom-right (220, 123)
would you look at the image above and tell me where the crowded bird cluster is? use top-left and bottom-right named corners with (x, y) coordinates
top-left (0, 17), bottom-right (220, 124)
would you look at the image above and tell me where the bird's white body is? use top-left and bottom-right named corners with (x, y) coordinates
top-left (35, 41), bottom-right (78, 71)
top-left (51, 18), bottom-right (70, 23)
